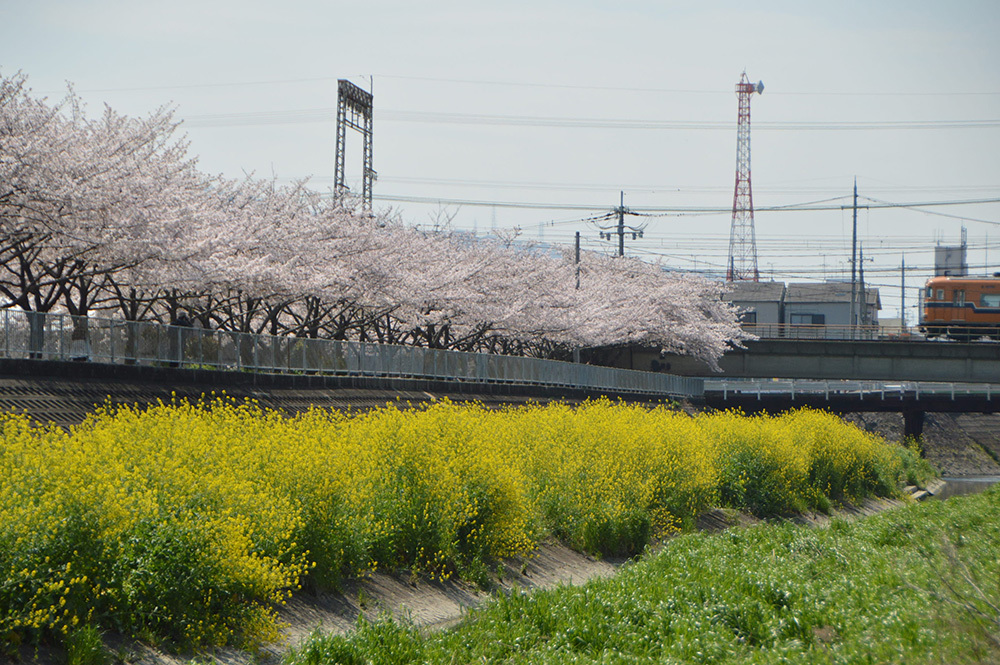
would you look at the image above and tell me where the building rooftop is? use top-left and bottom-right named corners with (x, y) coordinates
top-left (722, 281), bottom-right (786, 302)
top-left (721, 281), bottom-right (881, 309)
top-left (784, 282), bottom-right (881, 308)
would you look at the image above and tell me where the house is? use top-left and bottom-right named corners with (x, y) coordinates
top-left (783, 282), bottom-right (880, 333)
top-left (722, 281), bottom-right (785, 329)
top-left (723, 281), bottom-right (881, 339)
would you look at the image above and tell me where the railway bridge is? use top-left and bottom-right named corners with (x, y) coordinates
top-left (604, 338), bottom-right (1000, 384)
top-left (592, 338), bottom-right (1000, 438)
top-left (702, 379), bottom-right (999, 438)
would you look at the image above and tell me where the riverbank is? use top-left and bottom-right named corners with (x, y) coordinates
top-left (845, 411), bottom-right (1000, 477)
top-left (115, 489), bottom-right (957, 665)
top-left (282, 486), bottom-right (1000, 665)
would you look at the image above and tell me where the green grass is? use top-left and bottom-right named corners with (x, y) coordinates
top-left (64, 625), bottom-right (110, 665)
top-left (286, 485), bottom-right (1000, 665)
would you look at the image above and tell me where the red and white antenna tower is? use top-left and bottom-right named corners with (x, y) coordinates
top-left (726, 72), bottom-right (764, 281)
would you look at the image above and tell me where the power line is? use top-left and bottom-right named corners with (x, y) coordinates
top-left (371, 194), bottom-right (606, 211)
top-left (377, 74), bottom-right (1000, 98)
top-left (374, 193), bottom-right (1000, 214)
top-left (180, 107), bottom-right (1000, 131)
top-left (861, 196), bottom-right (1000, 226)
top-left (283, 173), bottom-right (1000, 199)
top-left (55, 72), bottom-right (1000, 98)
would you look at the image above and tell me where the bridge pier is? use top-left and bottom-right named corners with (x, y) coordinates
top-left (903, 409), bottom-right (925, 442)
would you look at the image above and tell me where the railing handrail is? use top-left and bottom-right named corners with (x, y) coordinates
top-left (741, 321), bottom-right (1000, 342)
top-left (704, 377), bottom-right (998, 401)
top-left (1, 309), bottom-right (704, 398)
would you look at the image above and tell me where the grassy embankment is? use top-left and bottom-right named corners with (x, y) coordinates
top-left (0, 398), bottom-right (933, 656)
top-left (288, 485), bottom-right (1000, 665)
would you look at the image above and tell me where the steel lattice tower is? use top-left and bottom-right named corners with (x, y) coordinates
top-left (726, 73), bottom-right (764, 281)
top-left (334, 79), bottom-right (375, 210)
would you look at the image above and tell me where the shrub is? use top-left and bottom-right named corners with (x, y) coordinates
top-left (0, 399), bottom-right (917, 652)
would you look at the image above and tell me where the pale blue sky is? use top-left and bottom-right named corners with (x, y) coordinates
top-left (3, 1), bottom-right (999, 322)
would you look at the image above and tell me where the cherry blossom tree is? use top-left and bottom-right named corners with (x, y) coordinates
top-left (1, 71), bottom-right (746, 367)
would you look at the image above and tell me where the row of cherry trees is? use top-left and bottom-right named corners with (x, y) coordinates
top-left (0, 72), bottom-right (745, 366)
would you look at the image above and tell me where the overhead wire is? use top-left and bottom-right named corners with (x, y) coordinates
top-left (861, 196), bottom-right (1000, 226)
top-left (374, 193), bottom-right (1000, 214)
top-left (375, 74), bottom-right (1000, 98)
top-left (179, 107), bottom-right (1000, 131)
top-left (57, 72), bottom-right (1000, 98)
top-left (299, 174), bottom-right (1000, 198)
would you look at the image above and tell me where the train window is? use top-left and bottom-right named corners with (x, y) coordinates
top-left (936, 289), bottom-right (945, 300)
top-left (954, 290), bottom-right (965, 305)
top-left (982, 294), bottom-right (1000, 308)
top-left (926, 286), bottom-right (933, 298)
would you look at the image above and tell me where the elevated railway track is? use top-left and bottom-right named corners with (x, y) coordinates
top-left (703, 379), bottom-right (999, 437)
top-left (616, 338), bottom-right (1000, 383)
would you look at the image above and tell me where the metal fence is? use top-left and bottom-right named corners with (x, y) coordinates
top-left (1, 309), bottom-right (704, 398)
top-left (743, 323), bottom-right (890, 341)
top-left (705, 378), bottom-right (998, 401)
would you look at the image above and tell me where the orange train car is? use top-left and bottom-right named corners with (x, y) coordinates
top-left (920, 274), bottom-right (1000, 339)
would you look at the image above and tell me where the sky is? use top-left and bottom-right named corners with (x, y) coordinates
top-left (3, 0), bottom-right (999, 326)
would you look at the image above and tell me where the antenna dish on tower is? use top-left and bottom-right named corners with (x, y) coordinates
top-left (756, 80), bottom-right (764, 94)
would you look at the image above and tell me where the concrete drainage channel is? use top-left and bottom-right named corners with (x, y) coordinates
top-left (906, 477), bottom-right (1000, 502)
top-left (935, 476), bottom-right (1000, 500)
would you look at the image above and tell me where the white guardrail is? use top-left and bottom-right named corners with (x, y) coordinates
top-left (705, 378), bottom-right (998, 401)
top-left (0, 309), bottom-right (704, 398)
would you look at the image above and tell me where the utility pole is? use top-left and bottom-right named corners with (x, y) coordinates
top-left (574, 230), bottom-right (582, 364)
top-left (618, 191), bottom-right (625, 257)
top-left (901, 255), bottom-right (906, 331)
top-left (598, 191), bottom-right (642, 257)
top-left (859, 242), bottom-right (867, 332)
top-left (850, 178), bottom-right (858, 337)
top-left (575, 231), bottom-right (581, 289)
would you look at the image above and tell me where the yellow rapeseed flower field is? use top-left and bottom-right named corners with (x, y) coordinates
top-left (0, 397), bottom-right (926, 650)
